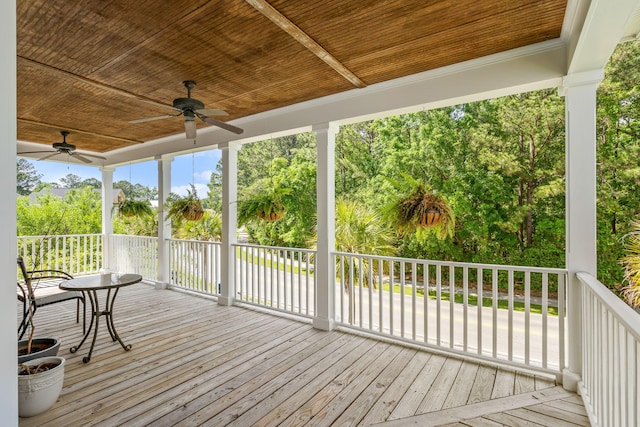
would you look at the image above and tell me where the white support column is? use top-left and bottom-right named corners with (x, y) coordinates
top-left (219, 142), bottom-right (240, 306)
top-left (560, 69), bottom-right (603, 391)
top-left (156, 155), bottom-right (173, 288)
top-left (101, 167), bottom-right (114, 272)
top-left (313, 123), bottom-right (338, 331)
top-left (0, 0), bottom-right (17, 421)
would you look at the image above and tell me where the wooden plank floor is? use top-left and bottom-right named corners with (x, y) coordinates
top-left (18, 283), bottom-right (590, 426)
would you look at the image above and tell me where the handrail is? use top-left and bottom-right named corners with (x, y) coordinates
top-left (577, 272), bottom-right (640, 340)
top-left (334, 251), bottom-right (567, 376)
top-left (577, 271), bottom-right (640, 427)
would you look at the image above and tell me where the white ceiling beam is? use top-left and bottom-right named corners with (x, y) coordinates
top-left (567, 0), bottom-right (640, 74)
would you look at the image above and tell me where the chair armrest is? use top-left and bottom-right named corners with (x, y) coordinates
top-left (17, 281), bottom-right (28, 301)
top-left (28, 269), bottom-right (74, 280)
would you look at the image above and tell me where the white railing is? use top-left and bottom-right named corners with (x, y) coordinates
top-left (577, 272), bottom-right (640, 427)
top-left (17, 234), bottom-right (103, 275)
top-left (110, 235), bottom-right (158, 280)
top-left (234, 243), bottom-right (316, 318)
top-left (169, 239), bottom-right (222, 295)
top-left (334, 252), bottom-right (567, 376)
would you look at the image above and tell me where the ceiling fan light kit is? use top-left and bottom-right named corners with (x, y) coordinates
top-left (130, 80), bottom-right (243, 138)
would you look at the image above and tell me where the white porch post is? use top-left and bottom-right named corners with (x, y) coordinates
top-left (0, 0), bottom-right (16, 421)
top-left (561, 70), bottom-right (603, 391)
top-left (219, 142), bottom-right (239, 306)
top-left (313, 123), bottom-right (338, 331)
top-left (156, 155), bottom-right (173, 288)
top-left (101, 167), bottom-right (114, 272)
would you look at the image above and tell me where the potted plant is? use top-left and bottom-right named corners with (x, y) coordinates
top-left (237, 179), bottom-right (290, 224)
top-left (167, 184), bottom-right (205, 222)
top-left (17, 257), bottom-right (66, 417)
top-left (386, 175), bottom-right (455, 239)
top-left (112, 198), bottom-right (153, 217)
top-left (18, 356), bottom-right (66, 417)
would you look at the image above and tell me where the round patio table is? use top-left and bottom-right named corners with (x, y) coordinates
top-left (59, 273), bottom-right (142, 363)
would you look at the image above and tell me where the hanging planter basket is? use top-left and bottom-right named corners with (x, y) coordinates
top-left (167, 185), bottom-right (205, 223)
top-left (390, 179), bottom-right (455, 239)
top-left (183, 201), bottom-right (205, 221)
top-left (258, 208), bottom-right (285, 222)
top-left (112, 199), bottom-right (153, 218)
top-left (238, 180), bottom-right (290, 224)
top-left (417, 209), bottom-right (442, 228)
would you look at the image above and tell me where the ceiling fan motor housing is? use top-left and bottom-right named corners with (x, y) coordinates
top-left (173, 97), bottom-right (204, 113)
top-left (53, 142), bottom-right (75, 151)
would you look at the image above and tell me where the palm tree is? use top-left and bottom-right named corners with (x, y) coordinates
top-left (335, 199), bottom-right (396, 322)
top-left (621, 219), bottom-right (640, 308)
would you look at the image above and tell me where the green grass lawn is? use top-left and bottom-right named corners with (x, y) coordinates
top-left (376, 283), bottom-right (559, 316)
top-left (238, 252), bottom-right (558, 316)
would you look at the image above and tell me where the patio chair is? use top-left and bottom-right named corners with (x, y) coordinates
top-left (17, 257), bottom-right (86, 340)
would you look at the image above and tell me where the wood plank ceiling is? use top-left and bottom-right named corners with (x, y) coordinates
top-left (17, 0), bottom-right (567, 155)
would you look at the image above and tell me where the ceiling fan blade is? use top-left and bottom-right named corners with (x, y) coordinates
top-left (185, 119), bottom-right (197, 139)
top-left (198, 115), bottom-right (244, 135)
top-left (39, 152), bottom-right (61, 161)
top-left (17, 150), bottom-right (57, 155)
top-left (194, 108), bottom-right (228, 117)
top-left (129, 114), bottom-right (178, 124)
top-left (70, 153), bottom-right (94, 164)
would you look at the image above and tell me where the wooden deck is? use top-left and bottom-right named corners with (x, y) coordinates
top-left (18, 283), bottom-right (590, 426)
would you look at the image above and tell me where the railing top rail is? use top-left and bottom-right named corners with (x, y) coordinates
top-left (112, 234), bottom-right (158, 240)
top-left (577, 272), bottom-right (640, 340)
top-left (333, 251), bottom-right (568, 275)
top-left (18, 233), bottom-right (103, 239)
top-left (232, 242), bottom-right (317, 254)
top-left (168, 238), bottom-right (221, 244)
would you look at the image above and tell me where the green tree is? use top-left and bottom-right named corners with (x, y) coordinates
top-left (17, 159), bottom-right (42, 195)
top-left (17, 187), bottom-right (102, 236)
top-left (597, 40), bottom-right (640, 285)
top-left (206, 162), bottom-right (222, 211)
top-left (58, 173), bottom-right (83, 188)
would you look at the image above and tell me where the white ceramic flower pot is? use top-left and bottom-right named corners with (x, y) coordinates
top-left (18, 356), bottom-right (65, 417)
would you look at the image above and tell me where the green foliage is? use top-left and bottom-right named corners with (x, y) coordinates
top-left (620, 220), bottom-right (640, 307)
top-left (174, 210), bottom-right (222, 241)
top-left (206, 163), bottom-right (222, 211)
top-left (237, 179), bottom-right (290, 224)
top-left (112, 199), bottom-right (153, 218)
top-left (238, 133), bottom-right (317, 247)
top-left (385, 174), bottom-right (455, 240)
top-left (166, 185), bottom-right (204, 224)
top-left (16, 159), bottom-right (42, 195)
top-left (17, 187), bottom-right (102, 236)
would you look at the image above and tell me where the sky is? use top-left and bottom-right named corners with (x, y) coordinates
top-left (24, 149), bottom-right (222, 198)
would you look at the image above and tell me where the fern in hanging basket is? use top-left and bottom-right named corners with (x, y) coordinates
top-left (166, 185), bottom-right (205, 223)
top-left (238, 179), bottom-right (290, 224)
top-left (112, 199), bottom-right (153, 218)
top-left (387, 176), bottom-right (455, 240)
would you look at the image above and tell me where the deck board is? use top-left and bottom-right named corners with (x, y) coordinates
top-left (18, 283), bottom-right (586, 427)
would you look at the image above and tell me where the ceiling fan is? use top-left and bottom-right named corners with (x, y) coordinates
top-left (130, 80), bottom-right (243, 137)
top-left (18, 131), bottom-right (107, 164)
